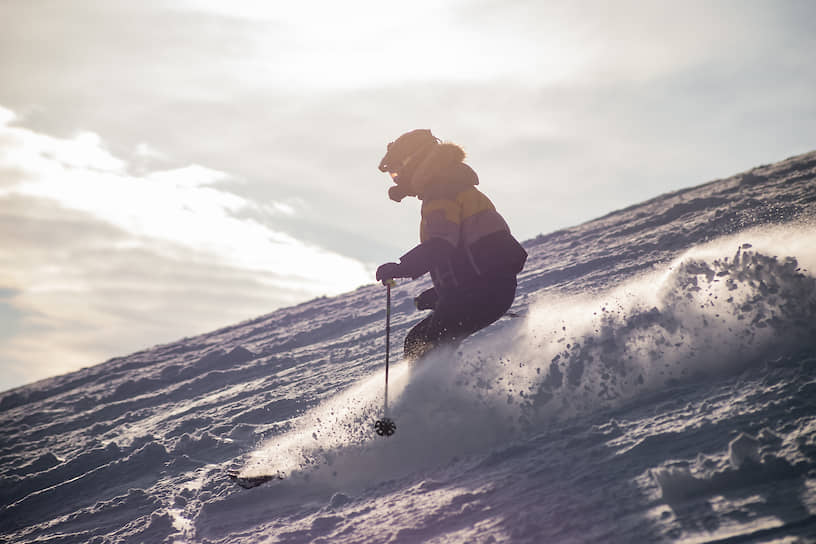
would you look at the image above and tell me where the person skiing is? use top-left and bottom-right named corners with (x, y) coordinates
top-left (375, 129), bottom-right (527, 361)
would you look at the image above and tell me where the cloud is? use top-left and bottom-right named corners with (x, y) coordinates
top-left (134, 142), bottom-right (168, 161)
top-left (2, 1), bottom-right (813, 254)
top-left (1, 109), bottom-right (369, 288)
top-left (0, 106), bottom-right (371, 391)
top-left (0, 197), bottom-right (317, 388)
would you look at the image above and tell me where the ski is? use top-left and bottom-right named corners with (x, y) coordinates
top-left (227, 469), bottom-right (284, 489)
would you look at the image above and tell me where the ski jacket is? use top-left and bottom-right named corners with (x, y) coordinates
top-left (397, 143), bottom-right (527, 296)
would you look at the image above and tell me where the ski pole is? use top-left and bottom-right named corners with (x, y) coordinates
top-left (384, 278), bottom-right (392, 414)
top-left (374, 279), bottom-right (397, 437)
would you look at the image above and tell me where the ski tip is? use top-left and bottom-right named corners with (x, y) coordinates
top-left (227, 469), bottom-right (284, 489)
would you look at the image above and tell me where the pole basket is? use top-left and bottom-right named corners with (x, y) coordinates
top-left (374, 417), bottom-right (396, 437)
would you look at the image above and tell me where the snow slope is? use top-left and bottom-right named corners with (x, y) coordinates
top-left (2, 151), bottom-right (816, 543)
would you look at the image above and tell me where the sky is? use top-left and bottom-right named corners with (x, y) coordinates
top-left (0, 0), bottom-right (814, 392)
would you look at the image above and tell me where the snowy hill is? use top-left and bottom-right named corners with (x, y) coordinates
top-left (2, 151), bottom-right (816, 543)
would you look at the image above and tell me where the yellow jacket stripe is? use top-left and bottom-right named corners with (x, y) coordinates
top-left (421, 186), bottom-right (507, 250)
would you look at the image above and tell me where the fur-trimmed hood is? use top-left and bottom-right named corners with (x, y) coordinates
top-left (411, 142), bottom-right (478, 199)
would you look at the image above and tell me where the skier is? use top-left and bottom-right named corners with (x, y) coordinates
top-left (375, 129), bottom-right (527, 361)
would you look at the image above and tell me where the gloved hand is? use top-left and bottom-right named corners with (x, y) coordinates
top-left (376, 262), bottom-right (402, 283)
top-left (414, 287), bottom-right (438, 310)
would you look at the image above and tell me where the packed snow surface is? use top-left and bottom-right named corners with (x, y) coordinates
top-left (2, 151), bottom-right (816, 543)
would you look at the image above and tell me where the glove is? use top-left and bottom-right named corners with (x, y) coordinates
top-left (376, 262), bottom-right (402, 283)
top-left (414, 288), bottom-right (438, 310)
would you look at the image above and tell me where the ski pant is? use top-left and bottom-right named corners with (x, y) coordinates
top-left (403, 276), bottom-right (517, 361)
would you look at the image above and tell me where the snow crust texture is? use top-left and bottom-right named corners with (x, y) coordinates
top-left (2, 151), bottom-right (816, 543)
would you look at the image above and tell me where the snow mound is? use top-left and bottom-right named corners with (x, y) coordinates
top-left (651, 428), bottom-right (805, 502)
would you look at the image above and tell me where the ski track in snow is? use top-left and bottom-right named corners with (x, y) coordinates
top-left (1, 151), bottom-right (816, 543)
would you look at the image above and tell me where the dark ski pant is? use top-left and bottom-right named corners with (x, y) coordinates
top-left (404, 277), bottom-right (517, 361)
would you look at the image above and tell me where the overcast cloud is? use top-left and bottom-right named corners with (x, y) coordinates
top-left (0, 0), bottom-right (814, 391)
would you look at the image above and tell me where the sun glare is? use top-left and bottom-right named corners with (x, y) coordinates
top-left (181, 0), bottom-right (591, 89)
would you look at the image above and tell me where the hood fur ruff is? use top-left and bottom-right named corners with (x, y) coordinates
top-left (411, 142), bottom-right (475, 196)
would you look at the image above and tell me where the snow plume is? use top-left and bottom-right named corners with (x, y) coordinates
top-left (238, 224), bottom-right (816, 491)
top-left (244, 364), bottom-right (410, 479)
top-left (487, 223), bottom-right (816, 425)
top-left (243, 348), bottom-right (516, 489)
